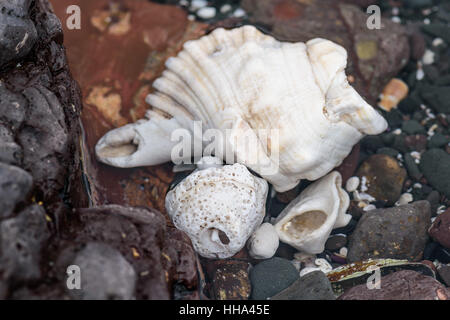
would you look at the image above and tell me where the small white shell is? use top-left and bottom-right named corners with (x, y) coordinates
top-left (95, 25), bottom-right (387, 192)
top-left (165, 163), bottom-right (268, 259)
top-left (274, 171), bottom-right (351, 254)
top-left (247, 222), bottom-right (279, 259)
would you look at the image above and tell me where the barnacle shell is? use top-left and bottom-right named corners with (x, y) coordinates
top-left (165, 161), bottom-right (268, 259)
top-left (274, 171), bottom-right (351, 254)
top-left (96, 25), bottom-right (387, 192)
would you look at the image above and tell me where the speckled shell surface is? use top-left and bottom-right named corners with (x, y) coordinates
top-left (96, 25), bottom-right (387, 192)
top-left (165, 163), bottom-right (268, 259)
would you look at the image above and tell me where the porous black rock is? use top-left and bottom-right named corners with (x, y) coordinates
top-left (0, 0), bottom-right (38, 68)
top-left (0, 162), bottom-right (33, 219)
top-left (69, 242), bottom-right (137, 300)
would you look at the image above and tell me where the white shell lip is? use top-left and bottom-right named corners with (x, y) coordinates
top-left (274, 171), bottom-right (350, 254)
top-left (95, 25), bottom-right (388, 192)
top-left (165, 162), bottom-right (268, 259)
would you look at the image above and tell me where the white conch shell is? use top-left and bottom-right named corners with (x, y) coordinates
top-left (96, 25), bottom-right (387, 192)
top-left (274, 171), bottom-right (351, 254)
top-left (247, 222), bottom-right (279, 259)
top-left (165, 161), bottom-right (268, 259)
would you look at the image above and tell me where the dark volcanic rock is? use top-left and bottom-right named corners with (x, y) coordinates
top-left (271, 271), bottom-right (336, 300)
top-left (0, 0), bottom-right (38, 68)
top-left (241, 0), bottom-right (410, 105)
top-left (0, 204), bottom-right (51, 299)
top-left (0, 162), bottom-right (33, 219)
top-left (429, 209), bottom-right (450, 249)
top-left (250, 257), bottom-right (299, 300)
top-left (420, 149), bottom-right (450, 198)
top-left (347, 201), bottom-right (431, 262)
top-left (338, 270), bottom-right (450, 300)
top-left (69, 242), bottom-right (137, 300)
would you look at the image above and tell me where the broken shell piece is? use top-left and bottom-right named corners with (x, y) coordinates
top-left (247, 222), bottom-right (279, 259)
top-left (299, 258), bottom-right (333, 277)
top-left (165, 163), bottom-right (268, 259)
top-left (95, 25), bottom-right (387, 192)
top-left (274, 171), bottom-right (351, 254)
top-left (378, 78), bottom-right (409, 112)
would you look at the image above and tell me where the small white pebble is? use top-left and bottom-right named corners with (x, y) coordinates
top-left (410, 151), bottom-right (421, 161)
top-left (431, 217), bottom-right (436, 223)
top-left (220, 4), bottom-right (232, 13)
top-left (187, 14), bottom-right (195, 21)
top-left (423, 18), bottom-right (430, 24)
top-left (179, 0), bottom-right (188, 6)
top-left (422, 49), bottom-right (435, 65)
top-left (190, 0), bottom-right (207, 10)
top-left (416, 68), bottom-right (425, 81)
top-left (233, 8), bottom-right (246, 18)
top-left (396, 153), bottom-right (403, 161)
top-left (427, 123), bottom-right (438, 137)
top-left (413, 183), bottom-right (422, 189)
top-left (358, 192), bottom-right (376, 203)
top-left (391, 16), bottom-right (401, 23)
top-left (197, 7), bottom-right (216, 19)
top-left (345, 176), bottom-right (360, 193)
top-left (363, 204), bottom-right (377, 212)
top-left (391, 7), bottom-right (399, 15)
top-left (422, 8), bottom-right (432, 16)
top-left (395, 192), bottom-right (413, 206)
top-left (360, 176), bottom-right (368, 192)
top-left (432, 38), bottom-right (444, 47)
top-left (339, 247), bottom-right (348, 258)
top-left (393, 128), bottom-right (402, 135)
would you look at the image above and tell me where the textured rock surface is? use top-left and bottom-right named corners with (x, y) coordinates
top-left (338, 270), bottom-right (450, 300)
top-left (241, 0), bottom-right (410, 105)
top-left (211, 261), bottom-right (251, 300)
top-left (356, 154), bottom-right (407, 205)
top-left (0, 0), bottom-right (86, 299)
top-left (271, 271), bottom-right (335, 300)
top-left (70, 242), bottom-right (137, 300)
top-left (347, 201), bottom-right (431, 262)
top-left (11, 205), bottom-right (198, 300)
top-left (429, 209), bottom-right (450, 249)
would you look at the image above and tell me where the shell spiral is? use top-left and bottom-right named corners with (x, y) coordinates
top-left (96, 25), bottom-right (387, 192)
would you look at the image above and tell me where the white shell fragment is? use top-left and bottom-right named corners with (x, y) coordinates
top-left (274, 171), bottom-right (351, 254)
top-left (95, 25), bottom-right (387, 192)
top-left (247, 222), bottom-right (279, 259)
top-left (165, 163), bottom-right (268, 259)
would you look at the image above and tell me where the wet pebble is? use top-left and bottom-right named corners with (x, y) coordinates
top-left (249, 257), bottom-right (299, 300)
top-left (270, 271), bottom-right (335, 300)
top-left (338, 270), bottom-right (450, 300)
top-left (347, 201), bottom-right (431, 262)
top-left (420, 148), bottom-right (450, 197)
top-left (437, 264), bottom-right (450, 287)
top-left (356, 154), bottom-right (407, 205)
top-left (325, 235), bottom-right (347, 251)
top-left (429, 208), bottom-right (450, 249)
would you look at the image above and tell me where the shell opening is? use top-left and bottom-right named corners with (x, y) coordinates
top-left (281, 211), bottom-right (327, 239)
top-left (204, 227), bottom-right (230, 246)
top-left (96, 143), bottom-right (138, 158)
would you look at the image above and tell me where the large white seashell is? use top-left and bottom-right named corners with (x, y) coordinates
top-left (274, 171), bottom-right (351, 254)
top-left (96, 25), bottom-right (387, 192)
top-left (165, 161), bottom-right (268, 259)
